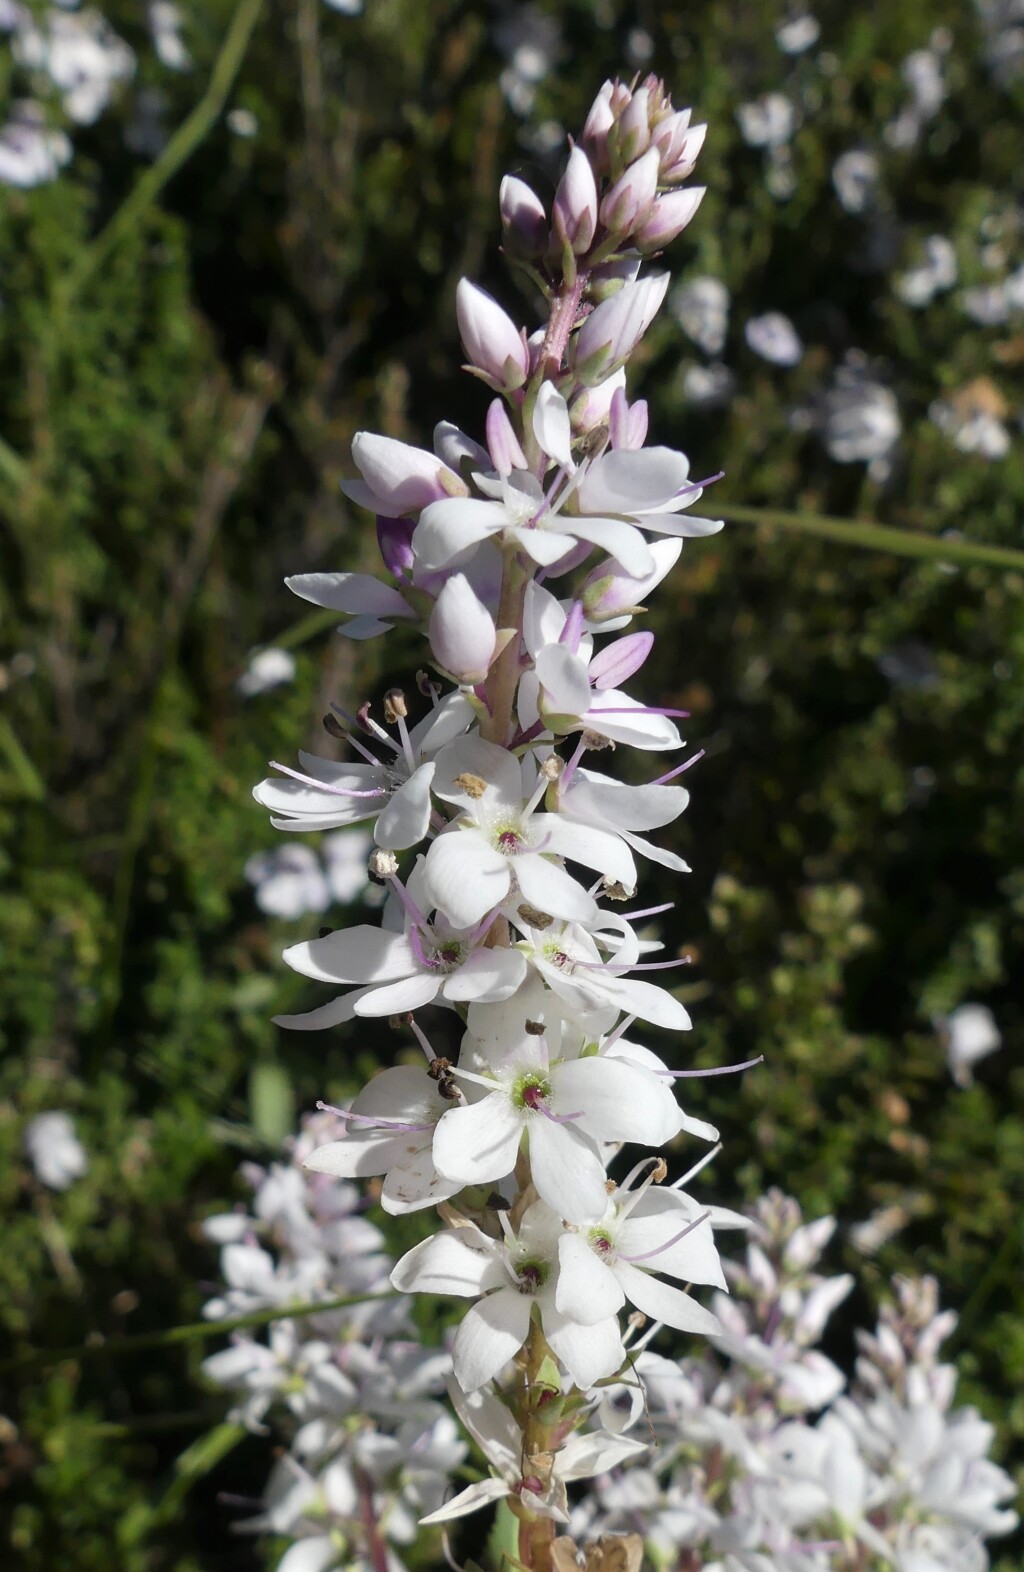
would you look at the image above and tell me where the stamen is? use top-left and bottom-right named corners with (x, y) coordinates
top-left (314, 1100), bottom-right (432, 1134)
top-left (395, 713), bottom-right (417, 775)
top-left (587, 705), bottom-right (690, 719)
top-left (388, 875), bottom-right (433, 937)
top-left (269, 760), bottom-right (388, 800)
top-left (621, 902), bottom-right (674, 922)
top-left (650, 749), bottom-right (704, 786)
top-left (618, 1209), bottom-right (712, 1264)
top-left (670, 1143), bottom-right (722, 1190)
top-left (601, 1014), bottom-right (637, 1051)
top-left (329, 705), bottom-right (388, 766)
top-left (558, 735), bottom-right (589, 792)
top-left (668, 1055), bottom-right (764, 1079)
top-left (408, 1019), bottom-right (438, 1065)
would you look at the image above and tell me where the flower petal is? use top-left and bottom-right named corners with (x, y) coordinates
top-left (540, 817), bottom-right (637, 889)
top-left (542, 1303), bottom-right (624, 1389)
top-left (528, 1115), bottom-right (608, 1223)
top-left (555, 1232), bottom-right (626, 1324)
top-left (443, 946), bottom-right (527, 1003)
top-left (432, 1095), bottom-right (523, 1186)
top-left (283, 928), bottom-right (414, 985)
top-left (418, 1478), bottom-right (511, 1526)
top-left (391, 1228), bottom-right (505, 1297)
top-left (424, 829), bottom-right (511, 928)
top-left (414, 498), bottom-right (506, 571)
top-left (284, 572), bottom-right (414, 619)
top-left (453, 1290), bottom-right (532, 1390)
top-left (614, 1260), bottom-right (722, 1335)
top-left (353, 972), bottom-right (443, 1015)
top-left (552, 1056), bottom-right (679, 1146)
top-left (514, 853), bottom-right (598, 926)
top-left (273, 985), bottom-right (374, 1030)
top-left (374, 762), bottom-right (435, 849)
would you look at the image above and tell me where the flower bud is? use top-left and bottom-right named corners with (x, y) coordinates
top-left (569, 368), bottom-right (626, 434)
top-left (580, 81), bottom-right (615, 170)
top-left (634, 187), bottom-right (706, 252)
top-left (661, 123), bottom-right (706, 183)
top-left (376, 515), bottom-right (415, 579)
top-left (608, 387), bottom-right (648, 451)
top-left (572, 272), bottom-right (669, 386)
top-left (486, 398), bottom-right (527, 476)
top-left (650, 108), bottom-right (692, 167)
top-left (428, 573), bottom-right (497, 684)
top-left (499, 175), bottom-right (548, 257)
top-left (580, 538), bottom-right (683, 621)
top-left (350, 433), bottom-right (466, 515)
top-left (587, 630), bottom-right (654, 689)
top-left (552, 145), bottom-right (598, 256)
top-left (610, 84), bottom-right (651, 168)
top-left (456, 279), bottom-right (529, 391)
top-left (599, 146), bottom-right (660, 238)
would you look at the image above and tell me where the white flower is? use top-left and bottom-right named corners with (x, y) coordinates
top-left (277, 873), bottom-right (528, 1030)
top-left (670, 276), bottom-right (729, 355)
top-left (775, 15), bottom-right (820, 53)
top-left (744, 313), bottom-right (803, 367)
top-left (15, 9), bottom-right (135, 126)
top-left (824, 363), bottom-right (900, 464)
top-left (895, 236), bottom-right (957, 307)
top-left (255, 692), bottom-right (473, 848)
top-left (391, 1201), bottom-right (626, 1390)
top-left (423, 734), bottom-right (615, 929)
top-left (832, 150), bottom-right (880, 215)
top-left (680, 362), bottom-right (735, 408)
top-left (940, 1002), bottom-right (1001, 1086)
top-left (0, 101), bottom-right (71, 187)
top-left (736, 93), bottom-right (796, 148)
top-left (24, 1110), bottom-right (88, 1190)
top-left (304, 1066), bottom-right (466, 1214)
top-left (148, 2), bottom-right (190, 71)
top-left (237, 647), bottom-right (296, 697)
top-left (246, 844), bottom-right (331, 919)
top-left (421, 1380), bottom-right (647, 1524)
top-left (517, 916), bottom-right (695, 1033)
top-left (556, 1167), bottom-right (726, 1336)
top-left (322, 830), bottom-right (375, 904)
top-left (431, 1020), bottom-right (684, 1222)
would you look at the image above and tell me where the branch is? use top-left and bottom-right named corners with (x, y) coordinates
top-left (717, 502), bottom-right (1024, 572)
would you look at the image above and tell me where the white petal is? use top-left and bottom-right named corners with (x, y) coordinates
top-left (282, 927), bottom-right (413, 985)
top-left (559, 1428), bottom-right (649, 1480)
top-left (514, 853), bottom-right (598, 925)
top-left (391, 1229), bottom-right (505, 1297)
top-left (276, 1537), bottom-right (340, 1572)
top-left (273, 985), bottom-right (374, 1030)
top-left (592, 973), bottom-right (692, 1031)
top-left (540, 818), bottom-right (637, 888)
top-left (534, 645), bottom-right (594, 717)
top-left (432, 1096), bottom-right (523, 1186)
top-left (583, 689), bottom-right (681, 750)
top-left (523, 580), bottom-right (569, 654)
top-left (555, 1233), bottom-right (626, 1325)
top-left (304, 1131), bottom-right (405, 1180)
top-left (552, 1056), bottom-right (679, 1146)
top-left (353, 972), bottom-right (442, 1015)
top-left (640, 512), bottom-right (725, 536)
top-left (431, 735), bottom-right (524, 807)
top-left (381, 1142), bottom-right (464, 1214)
top-left (443, 946), bottom-right (527, 1002)
top-left (418, 1478), bottom-right (511, 1525)
top-left (513, 526), bottom-right (584, 567)
top-left (620, 1198), bottom-right (726, 1289)
top-left (446, 1377), bottom-right (522, 1477)
top-left (561, 515), bottom-right (654, 577)
top-left (528, 1116), bottom-right (607, 1223)
top-left (619, 827), bottom-right (691, 872)
top-left (374, 762), bottom-right (435, 849)
top-left (453, 1290), bottom-right (532, 1389)
top-left (614, 1260), bottom-right (722, 1335)
top-left (414, 498), bottom-right (506, 570)
top-left (576, 446), bottom-right (691, 516)
top-left (542, 1305), bottom-right (624, 1389)
top-left (569, 769), bottom-right (688, 831)
top-left (424, 830), bottom-right (510, 928)
top-left (533, 383), bottom-right (573, 468)
top-left (284, 572), bottom-right (414, 619)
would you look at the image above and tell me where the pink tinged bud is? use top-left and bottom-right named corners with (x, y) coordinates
top-left (580, 81), bottom-right (615, 169)
top-left (599, 147), bottom-right (660, 237)
top-left (349, 433), bottom-right (466, 515)
top-left (486, 398), bottom-right (527, 476)
top-left (662, 124), bottom-right (707, 183)
top-left (650, 108), bottom-right (692, 166)
top-left (588, 630), bottom-right (654, 689)
top-left (608, 387), bottom-right (649, 451)
top-left (572, 272), bottom-right (670, 386)
top-left (553, 146), bottom-right (598, 255)
top-left (499, 175), bottom-right (548, 256)
top-left (569, 368), bottom-right (626, 434)
top-left (377, 515), bottom-right (416, 579)
top-left (613, 85), bottom-right (651, 166)
top-left (428, 573), bottom-right (497, 685)
top-left (456, 279), bottom-right (529, 392)
top-left (580, 538), bottom-right (683, 620)
top-left (634, 187), bottom-right (706, 252)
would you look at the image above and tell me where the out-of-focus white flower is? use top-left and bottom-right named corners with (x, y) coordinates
top-left (832, 149), bottom-right (880, 214)
top-left (323, 0), bottom-right (363, 12)
top-left (823, 360), bottom-right (900, 465)
top-left (245, 844), bottom-right (331, 919)
top-left (849, 1203), bottom-right (911, 1256)
top-left (775, 14), bottom-right (820, 53)
top-left (15, 9), bottom-right (135, 126)
top-left (744, 312), bottom-right (803, 367)
top-left (670, 276), bottom-right (729, 355)
top-left (321, 829), bottom-right (373, 904)
top-left (960, 282), bottom-right (1011, 325)
top-left (895, 235), bottom-right (958, 307)
top-left (493, 6), bottom-right (561, 116)
top-left (736, 93), bottom-right (796, 148)
top-left (940, 1002), bottom-right (1002, 1087)
top-left (237, 647), bottom-right (296, 697)
top-left (931, 401), bottom-right (1010, 459)
top-left (227, 106), bottom-right (258, 138)
top-left (148, 2), bottom-right (190, 71)
top-left (680, 361), bottom-right (735, 408)
top-left (0, 100), bottom-right (71, 187)
top-left (24, 1111), bottom-right (88, 1190)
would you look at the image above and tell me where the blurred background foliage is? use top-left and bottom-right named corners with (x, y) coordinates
top-left (1, 0), bottom-right (1021, 1567)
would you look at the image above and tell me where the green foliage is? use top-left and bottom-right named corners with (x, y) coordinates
top-left (1, 0), bottom-right (1021, 1568)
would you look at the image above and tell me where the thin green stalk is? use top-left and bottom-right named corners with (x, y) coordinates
top-left (717, 502), bottom-right (1024, 573)
top-left (58, 0), bottom-right (264, 308)
top-left (1, 1288), bottom-right (396, 1375)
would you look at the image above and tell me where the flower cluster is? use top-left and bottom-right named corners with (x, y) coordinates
top-left (253, 75), bottom-right (746, 1568)
top-left (571, 1190), bottom-right (1019, 1571)
top-left (201, 1111), bottom-right (466, 1572)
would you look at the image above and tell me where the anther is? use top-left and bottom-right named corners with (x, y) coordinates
top-left (454, 771), bottom-right (487, 799)
top-left (524, 1020), bottom-right (546, 1036)
top-left (368, 848), bottom-right (399, 883)
top-left (384, 688), bottom-right (408, 723)
top-left (322, 712), bottom-right (347, 740)
top-left (518, 903), bottom-right (554, 929)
